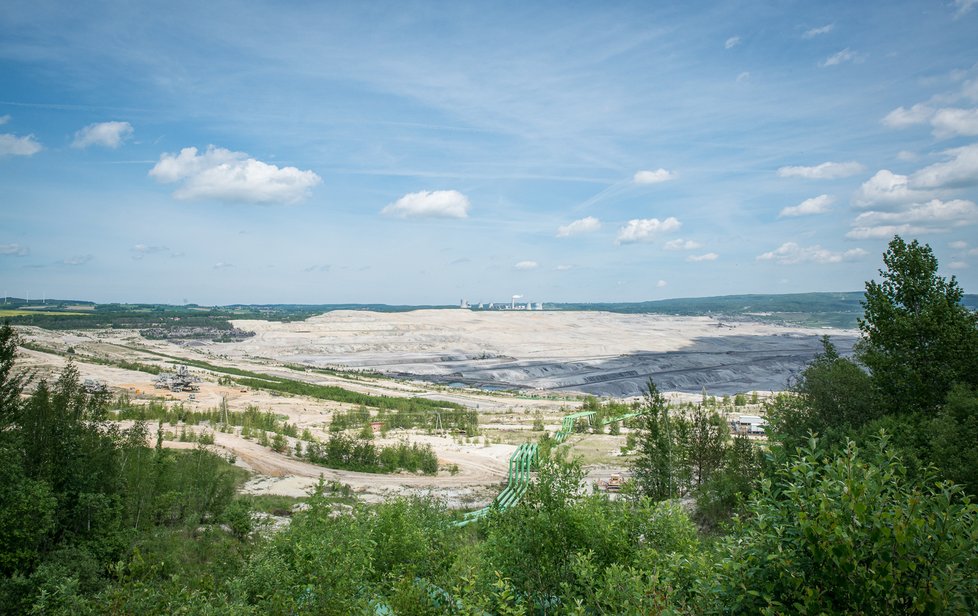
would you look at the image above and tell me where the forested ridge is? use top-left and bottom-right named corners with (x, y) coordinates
top-left (2, 236), bottom-right (977, 614)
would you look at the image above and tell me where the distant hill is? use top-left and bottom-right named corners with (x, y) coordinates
top-left (548, 292), bottom-right (978, 328)
top-left (2, 293), bottom-right (976, 331)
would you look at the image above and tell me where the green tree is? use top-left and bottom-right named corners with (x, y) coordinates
top-left (633, 379), bottom-right (677, 500)
top-left (859, 236), bottom-right (978, 414)
top-left (703, 434), bottom-right (978, 614)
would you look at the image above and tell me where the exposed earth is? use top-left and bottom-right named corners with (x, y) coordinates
top-left (13, 310), bottom-right (855, 507)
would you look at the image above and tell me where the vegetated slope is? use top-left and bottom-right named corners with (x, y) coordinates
top-left (550, 292), bottom-right (978, 328)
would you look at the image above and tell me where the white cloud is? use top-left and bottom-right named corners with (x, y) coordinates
top-left (0, 243), bottom-right (29, 256)
top-left (954, 0), bottom-right (977, 18)
top-left (820, 48), bottom-right (857, 67)
top-left (149, 145), bottom-right (321, 204)
top-left (687, 252), bottom-right (718, 262)
top-left (930, 108), bottom-right (978, 138)
top-left (0, 115), bottom-right (9, 125)
top-left (779, 194), bottom-right (834, 217)
top-left (950, 240), bottom-right (968, 249)
top-left (777, 161), bottom-right (864, 179)
top-left (725, 36), bottom-right (741, 49)
top-left (656, 279), bottom-right (667, 288)
top-left (846, 224), bottom-right (934, 240)
top-left (852, 199), bottom-right (978, 228)
top-left (852, 170), bottom-right (933, 208)
top-left (949, 260), bottom-right (969, 269)
top-left (514, 260), bottom-right (538, 270)
top-left (757, 243), bottom-right (867, 264)
top-left (131, 244), bottom-right (169, 259)
top-left (882, 103), bottom-right (933, 128)
top-left (736, 72), bottom-right (751, 83)
top-left (969, 247), bottom-right (978, 256)
top-left (382, 189), bottom-right (470, 218)
top-left (803, 24), bottom-right (834, 38)
top-left (633, 168), bottom-right (677, 184)
top-left (663, 238), bottom-right (702, 251)
top-left (909, 144), bottom-right (978, 189)
top-left (72, 121), bottom-right (133, 149)
top-left (62, 254), bottom-right (93, 266)
top-left (556, 216), bottom-right (601, 237)
top-left (897, 150), bottom-right (918, 161)
top-left (0, 133), bottom-right (42, 157)
top-left (213, 261), bottom-right (234, 270)
top-left (555, 264), bottom-right (573, 271)
top-left (616, 217), bottom-right (681, 244)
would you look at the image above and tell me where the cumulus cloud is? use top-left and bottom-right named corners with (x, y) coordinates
top-left (757, 243), bottom-right (867, 264)
top-left (803, 24), bottom-right (834, 38)
top-left (725, 36), bottom-right (741, 49)
top-left (687, 252), bottom-right (718, 262)
top-left (556, 216), bottom-right (601, 237)
top-left (820, 48), bottom-right (857, 67)
top-left (72, 121), bottom-right (133, 149)
top-left (663, 238), bottom-right (702, 251)
top-left (514, 260), bottom-right (538, 270)
top-left (656, 279), bottom-right (667, 288)
top-left (882, 104), bottom-right (933, 128)
top-left (910, 144), bottom-right (978, 189)
top-left (382, 189), bottom-right (470, 218)
top-left (149, 145), bottom-right (321, 204)
top-left (633, 168), bottom-right (676, 184)
top-left (779, 194), bottom-right (834, 217)
top-left (930, 108), bottom-right (978, 138)
top-left (778, 161), bottom-right (864, 179)
top-left (852, 170), bottom-right (933, 208)
top-left (62, 254), bottom-right (93, 266)
top-left (0, 133), bottom-right (42, 157)
top-left (847, 198), bottom-right (978, 239)
top-left (616, 217), bottom-right (681, 244)
top-left (0, 243), bottom-right (29, 256)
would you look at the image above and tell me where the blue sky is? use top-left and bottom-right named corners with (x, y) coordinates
top-left (2, 1), bottom-right (978, 305)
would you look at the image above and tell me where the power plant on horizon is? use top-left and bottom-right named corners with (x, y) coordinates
top-left (460, 295), bottom-right (544, 311)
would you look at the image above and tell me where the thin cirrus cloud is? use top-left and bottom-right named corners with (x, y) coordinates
top-left (72, 121), bottom-right (133, 149)
top-left (382, 189), bottom-right (470, 218)
top-left (779, 194), bottom-right (834, 217)
top-left (62, 254), bottom-right (93, 266)
top-left (663, 238), bottom-right (702, 251)
top-left (149, 145), bottom-right (321, 204)
top-left (0, 243), bottom-right (30, 256)
top-left (777, 161), bottom-right (864, 179)
top-left (514, 260), bottom-right (538, 270)
top-left (757, 243), bottom-right (867, 264)
top-left (724, 36), bottom-right (741, 49)
top-left (687, 252), bottom-right (718, 262)
top-left (556, 216), bottom-right (600, 237)
top-left (615, 217), bottom-right (681, 244)
top-left (633, 168), bottom-right (676, 184)
top-left (0, 133), bottom-right (42, 157)
top-left (820, 48), bottom-right (858, 67)
top-left (802, 24), bottom-right (834, 38)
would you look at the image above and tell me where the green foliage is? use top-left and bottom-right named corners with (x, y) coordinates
top-left (859, 235), bottom-right (978, 414)
top-left (703, 435), bottom-right (978, 614)
top-left (304, 434), bottom-right (438, 474)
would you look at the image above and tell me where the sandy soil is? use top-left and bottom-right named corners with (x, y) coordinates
top-left (12, 310), bottom-right (815, 506)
